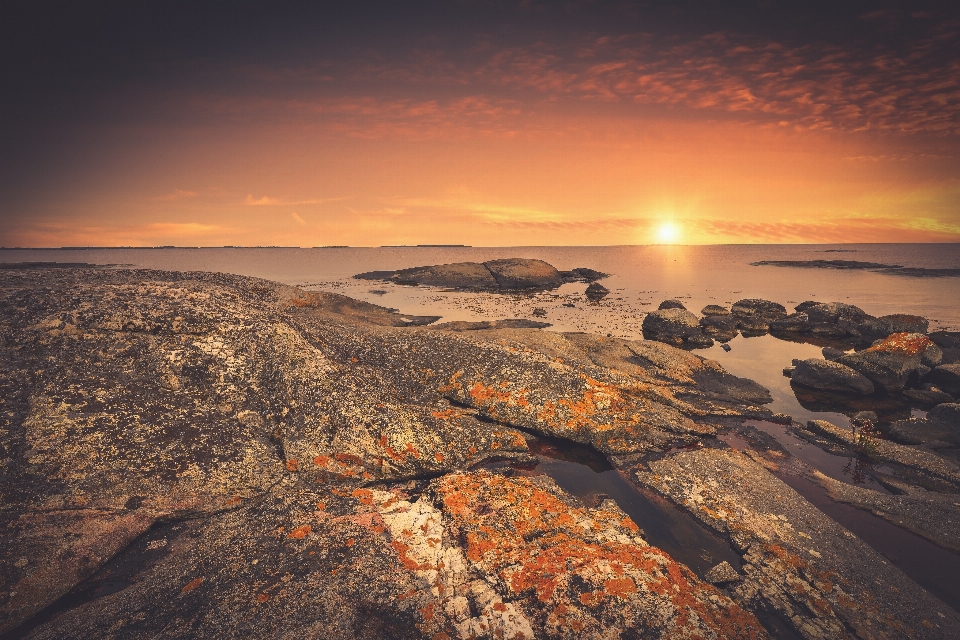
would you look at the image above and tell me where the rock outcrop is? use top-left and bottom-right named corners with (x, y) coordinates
top-left (838, 333), bottom-right (933, 393)
top-left (3, 267), bottom-right (959, 639)
top-left (790, 358), bottom-right (875, 395)
top-left (355, 258), bottom-right (607, 292)
top-left (642, 308), bottom-right (714, 348)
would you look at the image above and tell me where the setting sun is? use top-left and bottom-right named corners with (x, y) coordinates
top-left (655, 222), bottom-right (681, 244)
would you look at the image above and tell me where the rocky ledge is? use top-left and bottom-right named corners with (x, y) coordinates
top-left (1, 267), bottom-right (959, 639)
top-left (355, 258), bottom-right (608, 292)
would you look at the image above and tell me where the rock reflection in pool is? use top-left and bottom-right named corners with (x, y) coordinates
top-left (483, 436), bottom-right (743, 579)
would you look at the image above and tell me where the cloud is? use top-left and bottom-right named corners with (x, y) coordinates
top-left (153, 189), bottom-right (198, 201)
top-left (243, 195), bottom-right (346, 206)
top-left (291, 212), bottom-right (306, 225)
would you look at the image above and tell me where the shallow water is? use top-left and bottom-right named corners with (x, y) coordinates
top-left (481, 436), bottom-right (743, 579)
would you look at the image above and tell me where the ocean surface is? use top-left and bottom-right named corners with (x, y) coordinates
top-left (4, 243), bottom-right (959, 430)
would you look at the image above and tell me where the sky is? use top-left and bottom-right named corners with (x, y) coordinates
top-left (1, 0), bottom-right (959, 247)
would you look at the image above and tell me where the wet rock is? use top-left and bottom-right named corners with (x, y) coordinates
top-left (782, 366), bottom-right (794, 377)
top-left (768, 312), bottom-right (810, 333)
top-left (701, 304), bottom-right (730, 316)
top-left (791, 358), bottom-right (875, 395)
top-left (803, 419), bottom-right (960, 487)
top-left (838, 333), bottom-right (934, 393)
top-left (584, 282), bottom-right (609, 301)
top-left (704, 561), bottom-right (741, 585)
top-left (721, 343), bottom-right (731, 352)
top-left (731, 299), bottom-right (786, 321)
top-left (658, 299), bottom-right (687, 310)
top-left (699, 314), bottom-right (738, 341)
top-left (813, 470), bottom-right (960, 554)
top-left (925, 364), bottom-right (960, 395)
top-left (822, 346), bottom-right (845, 361)
top-left (643, 308), bottom-right (713, 347)
top-left (804, 302), bottom-right (867, 324)
top-left (880, 314), bottom-right (929, 335)
top-left (731, 299), bottom-right (785, 332)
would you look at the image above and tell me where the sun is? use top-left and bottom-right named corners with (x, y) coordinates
top-left (655, 222), bottom-right (681, 244)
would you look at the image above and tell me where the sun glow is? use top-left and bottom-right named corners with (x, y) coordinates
top-left (655, 222), bottom-right (681, 244)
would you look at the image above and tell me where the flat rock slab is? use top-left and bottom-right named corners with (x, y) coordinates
top-left (354, 258), bottom-right (602, 291)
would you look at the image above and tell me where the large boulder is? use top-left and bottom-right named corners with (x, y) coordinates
top-left (791, 359), bottom-right (875, 395)
top-left (642, 308), bottom-right (710, 346)
top-left (927, 364), bottom-right (960, 395)
top-left (769, 312), bottom-right (810, 333)
top-left (880, 314), bottom-right (929, 335)
top-left (699, 314), bottom-right (738, 341)
top-left (887, 403), bottom-right (960, 447)
top-left (838, 333), bottom-right (932, 393)
top-left (731, 299), bottom-right (786, 332)
top-left (804, 302), bottom-right (867, 324)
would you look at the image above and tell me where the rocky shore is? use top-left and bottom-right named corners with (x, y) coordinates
top-left (2, 267), bottom-right (960, 639)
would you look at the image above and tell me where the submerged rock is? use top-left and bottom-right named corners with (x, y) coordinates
top-left (701, 304), bottom-right (730, 316)
top-left (791, 358), bottom-right (875, 395)
top-left (584, 282), bottom-right (609, 301)
top-left (699, 314), bottom-right (738, 341)
top-left (658, 299), bottom-right (687, 310)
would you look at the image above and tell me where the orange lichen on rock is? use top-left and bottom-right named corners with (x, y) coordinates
top-left (287, 525), bottom-right (312, 539)
top-left (285, 459), bottom-right (299, 472)
top-left (433, 471), bottom-right (766, 638)
top-left (867, 332), bottom-right (934, 355)
top-left (181, 577), bottom-right (204, 593)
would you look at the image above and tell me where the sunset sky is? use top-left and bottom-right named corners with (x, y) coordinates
top-left (2, 1), bottom-right (959, 247)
